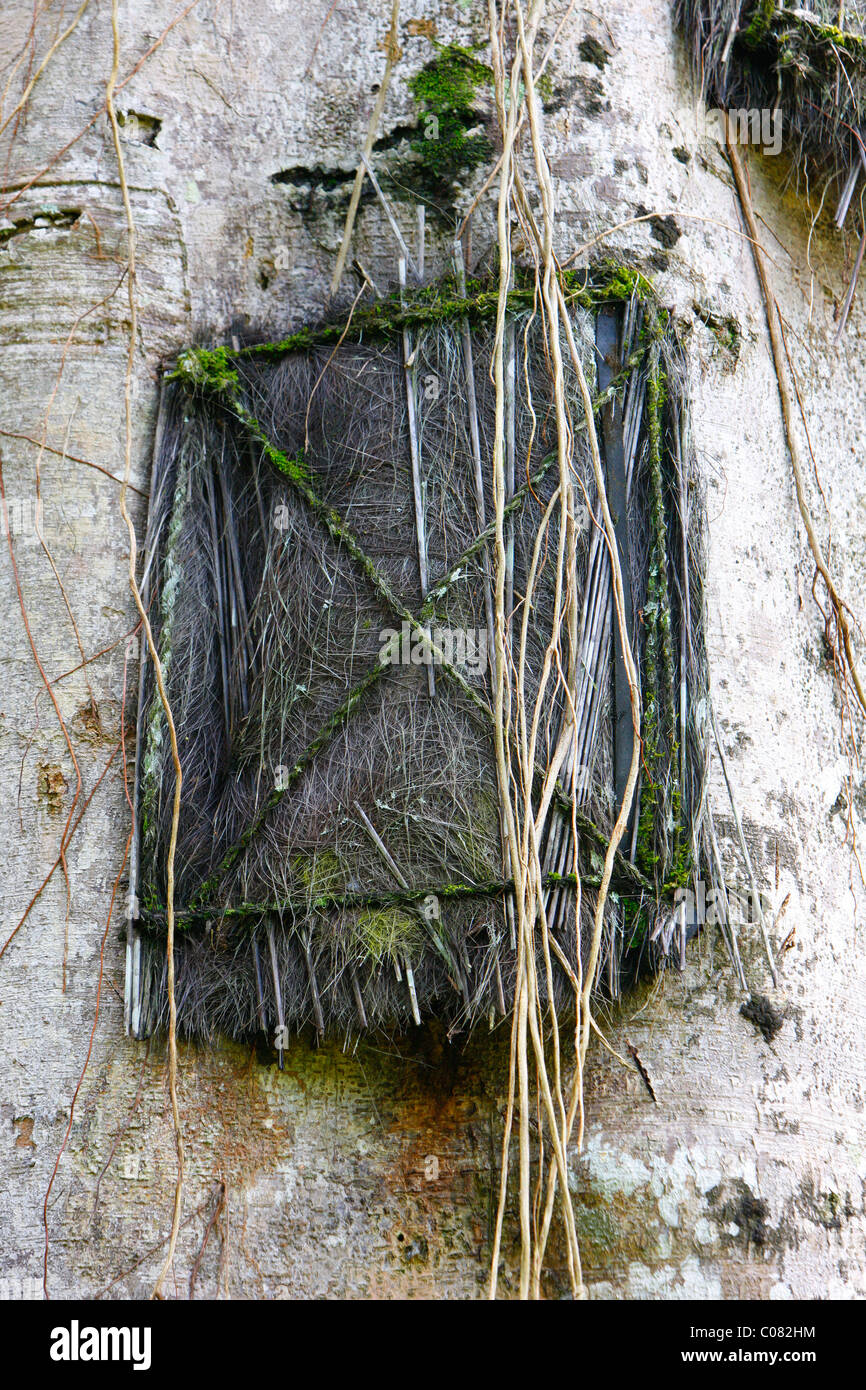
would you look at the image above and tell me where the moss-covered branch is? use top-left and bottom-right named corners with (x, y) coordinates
top-left (141, 867), bottom-right (650, 933)
top-left (169, 265), bottom-right (657, 381)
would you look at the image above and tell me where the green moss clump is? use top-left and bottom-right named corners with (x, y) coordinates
top-left (740, 2), bottom-right (865, 60)
top-left (535, 69), bottom-right (555, 105)
top-left (742, 0), bottom-right (776, 48)
top-left (409, 42), bottom-right (491, 112)
top-left (700, 308), bottom-right (740, 363)
top-left (717, 316), bottom-right (739, 358)
top-left (408, 44), bottom-right (493, 203)
top-left (663, 841), bottom-right (693, 894)
top-left (578, 36), bottom-right (609, 70)
top-left (225, 394), bottom-right (311, 484)
top-left (354, 907), bottom-right (423, 966)
top-left (173, 345), bottom-right (239, 394)
top-left (811, 22), bottom-right (866, 55)
top-left (292, 849), bottom-right (344, 900)
top-left (599, 263), bottom-right (644, 300)
top-left (561, 259), bottom-right (655, 311)
top-left (268, 444), bottom-right (310, 485)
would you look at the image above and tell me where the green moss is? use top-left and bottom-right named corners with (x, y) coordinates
top-left (562, 259), bottom-right (653, 308)
top-left (693, 302), bottom-right (741, 364)
top-left (407, 43), bottom-right (493, 205)
top-left (354, 907), bottom-right (423, 966)
top-left (662, 839), bottom-right (693, 894)
top-left (228, 399), bottom-right (311, 483)
top-left (267, 443), bottom-right (310, 485)
top-left (409, 42), bottom-right (491, 113)
top-left (742, 0), bottom-right (776, 48)
top-left (811, 22), bottom-right (866, 56)
top-left (716, 320), bottom-right (740, 358)
top-left (292, 849), bottom-right (344, 897)
top-left (578, 36), bottom-right (609, 70)
top-left (173, 345), bottom-right (239, 394)
top-left (741, 2), bottom-right (866, 63)
top-left (535, 69), bottom-right (555, 105)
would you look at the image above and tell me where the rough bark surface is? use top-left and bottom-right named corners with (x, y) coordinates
top-left (0, 0), bottom-right (864, 1299)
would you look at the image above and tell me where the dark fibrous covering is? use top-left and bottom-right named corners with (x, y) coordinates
top-left (678, 1), bottom-right (866, 174)
top-left (126, 275), bottom-right (712, 1046)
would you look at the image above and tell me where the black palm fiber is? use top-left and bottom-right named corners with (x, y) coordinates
top-left (677, 0), bottom-right (866, 175)
top-left (129, 285), bottom-right (711, 1044)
